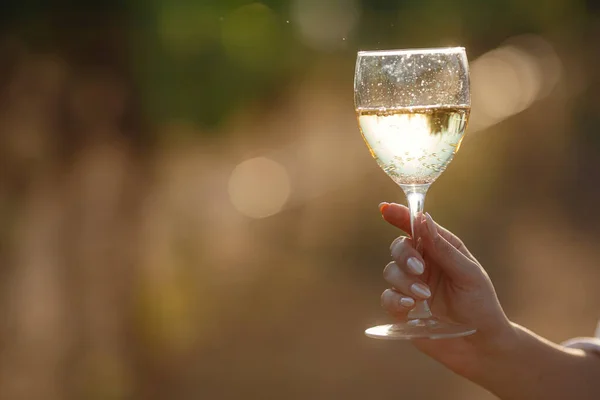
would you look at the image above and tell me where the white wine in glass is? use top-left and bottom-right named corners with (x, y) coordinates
top-left (357, 106), bottom-right (469, 185)
top-left (355, 48), bottom-right (476, 339)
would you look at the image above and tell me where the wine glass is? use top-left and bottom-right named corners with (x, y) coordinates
top-left (355, 47), bottom-right (476, 339)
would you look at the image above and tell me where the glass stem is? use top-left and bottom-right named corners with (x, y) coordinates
top-left (401, 184), bottom-right (432, 320)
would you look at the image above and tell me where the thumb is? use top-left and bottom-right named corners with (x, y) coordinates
top-left (421, 212), bottom-right (480, 286)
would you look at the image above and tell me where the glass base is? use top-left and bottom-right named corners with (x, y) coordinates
top-left (365, 317), bottom-right (476, 340)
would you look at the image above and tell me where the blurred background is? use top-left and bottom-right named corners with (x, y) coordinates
top-left (0, 0), bottom-right (599, 399)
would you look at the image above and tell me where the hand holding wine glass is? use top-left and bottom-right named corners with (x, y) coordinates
top-left (376, 203), bottom-right (600, 400)
top-left (355, 47), bottom-right (474, 339)
top-left (378, 202), bottom-right (513, 377)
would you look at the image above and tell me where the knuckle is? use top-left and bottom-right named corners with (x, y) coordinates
top-left (451, 236), bottom-right (465, 250)
top-left (391, 239), bottom-right (412, 261)
top-left (380, 289), bottom-right (395, 308)
top-left (431, 232), bottom-right (443, 244)
top-left (390, 236), bottom-right (408, 251)
top-left (380, 291), bottom-right (387, 307)
top-left (382, 261), bottom-right (397, 280)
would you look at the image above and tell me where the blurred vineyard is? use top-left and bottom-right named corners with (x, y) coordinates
top-left (0, 1), bottom-right (599, 399)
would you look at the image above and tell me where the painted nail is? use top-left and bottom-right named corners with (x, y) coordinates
top-left (425, 212), bottom-right (438, 239)
top-left (410, 282), bottom-right (431, 298)
top-left (406, 257), bottom-right (424, 275)
top-left (399, 297), bottom-right (415, 308)
top-left (379, 202), bottom-right (389, 213)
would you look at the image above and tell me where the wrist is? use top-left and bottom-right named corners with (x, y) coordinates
top-left (482, 320), bottom-right (521, 354)
top-left (463, 319), bottom-right (520, 382)
top-left (464, 321), bottom-right (528, 396)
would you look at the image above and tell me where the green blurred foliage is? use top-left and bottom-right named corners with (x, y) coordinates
top-left (130, 0), bottom-right (304, 131)
top-left (0, 0), bottom-right (593, 132)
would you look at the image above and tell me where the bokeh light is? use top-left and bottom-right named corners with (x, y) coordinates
top-left (506, 34), bottom-right (562, 99)
top-left (228, 157), bottom-right (291, 218)
top-left (470, 35), bottom-right (562, 132)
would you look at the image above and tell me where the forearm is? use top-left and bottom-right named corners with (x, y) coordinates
top-left (471, 323), bottom-right (600, 400)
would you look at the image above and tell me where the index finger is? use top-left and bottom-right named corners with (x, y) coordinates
top-left (380, 203), bottom-right (472, 258)
top-left (379, 202), bottom-right (411, 234)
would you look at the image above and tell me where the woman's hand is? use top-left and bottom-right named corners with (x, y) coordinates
top-left (379, 202), bottom-right (516, 379)
top-left (379, 203), bottom-right (600, 399)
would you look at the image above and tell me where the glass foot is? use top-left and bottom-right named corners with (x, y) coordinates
top-left (365, 317), bottom-right (476, 340)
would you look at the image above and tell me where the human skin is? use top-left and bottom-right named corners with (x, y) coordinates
top-left (379, 202), bottom-right (600, 400)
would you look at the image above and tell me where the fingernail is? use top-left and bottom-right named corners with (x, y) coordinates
top-left (425, 212), bottom-right (438, 239)
top-left (410, 282), bottom-right (431, 298)
top-left (379, 202), bottom-right (389, 213)
top-left (399, 297), bottom-right (415, 308)
top-left (406, 257), bottom-right (424, 275)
